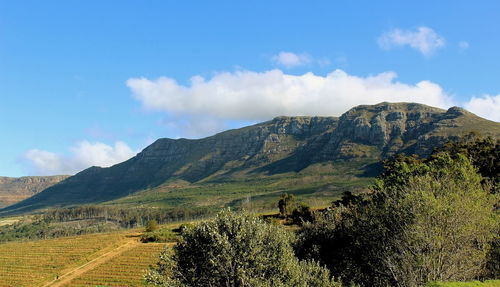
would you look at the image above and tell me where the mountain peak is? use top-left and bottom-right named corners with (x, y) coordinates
top-left (2, 102), bottom-right (499, 215)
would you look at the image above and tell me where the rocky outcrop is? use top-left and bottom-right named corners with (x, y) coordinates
top-left (0, 175), bottom-right (68, 208)
top-left (2, 102), bottom-right (499, 215)
top-left (314, 102), bottom-right (499, 160)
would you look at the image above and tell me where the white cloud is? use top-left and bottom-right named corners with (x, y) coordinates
top-left (22, 141), bottom-right (136, 175)
top-left (160, 115), bottom-right (228, 138)
top-left (272, 51), bottom-right (312, 68)
top-left (464, 94), bottom-right (500, 122)
top-left (127, 69), bottom-right (453, 122)
top-left (378, 26), bottom-right (446, 56)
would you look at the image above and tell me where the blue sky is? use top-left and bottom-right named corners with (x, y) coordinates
top-left (1, 0), bottom-right (499, 177)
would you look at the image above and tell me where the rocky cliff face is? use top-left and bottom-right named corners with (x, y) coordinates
top-left (304, 103), bottom-right (498, 161)
top-left (3, 102), bottom-right (499, 215)
top-left (0, 176), bottom-right (68, 208)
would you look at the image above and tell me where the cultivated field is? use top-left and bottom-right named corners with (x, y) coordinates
top-left (0, 231), bottom-right (139, 287)
top-left (63, 243), bottom-right (165, 286)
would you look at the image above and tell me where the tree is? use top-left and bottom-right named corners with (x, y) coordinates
top-left (290, 203), bottom-right (315, 225)
top-left (278, 193), bottom-right (296, 218)
top-left (431, 134), bottom-right (499, 193)
top-left (145, 210), bottom-right (339, 287)
top-left (378, 154), bottom-right (498, 285)
top-left (296, 153), bottom-right (499, 287)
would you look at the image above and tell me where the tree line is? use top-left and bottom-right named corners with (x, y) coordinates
top-left (0, 205), bottom-right (212, 242)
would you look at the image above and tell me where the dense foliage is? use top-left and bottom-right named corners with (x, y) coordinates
top-left (295, 143), bottom-right (499, 286)
top-left (277, 193), bottom-right (315, 225)
top-left (425, 280), bottom-right (500, 287)
top-left (145, 210), bottom-right (339, 287)
top-left (432, 134), bottom-right (499, 192)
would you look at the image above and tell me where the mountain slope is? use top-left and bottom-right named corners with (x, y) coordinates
top-left (2, 102), bottom-right (499, 215)
top-left (0, 176), bottom-right (68, 208)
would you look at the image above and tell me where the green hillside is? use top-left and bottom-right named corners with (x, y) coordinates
top-left (2, 102), bottom-right (499, 215)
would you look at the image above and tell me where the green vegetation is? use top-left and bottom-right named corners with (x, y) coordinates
top-left (294, 139), bottom-right (499, 286)
top-left (145, 210), bottom-right (340, 287)
top-left (107, 166), bottom-right (372, 213)
top-left (276, 192), bottom-right (316, 225)
top-left (141, 226), bottom-right (179, 243)
top-left (278, 193), bottom-right (296, 217)
top-left (147, 135), bottom-right (497, 286)
top-left (0, 217), bottom-right (121, 242)
top-left (145, 219), bottom-right (159, 232)
top-left (432, 134), bottom-right (499, 193)
top-left (4, 103), bottom-right (498, 216)
top-left (425, 281), bottom-right (500, 287)
top-left (0, 205), bottom-right (210, 243)
top-left (0, 134), bottom-right (498, 286)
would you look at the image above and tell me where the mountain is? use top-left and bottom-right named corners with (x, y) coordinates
top-left (0, 176), bottom-right (68, 208)
top-left (2, 102), bottom-right (499, 215)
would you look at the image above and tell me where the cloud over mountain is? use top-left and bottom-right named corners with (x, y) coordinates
top-left (127, 69), bottom-right (453, 122)
top-left (464, 94), bottom-right (500, 122)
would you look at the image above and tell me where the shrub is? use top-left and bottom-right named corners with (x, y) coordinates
top-left (145, 220), bottom-right (158, 232)
top-left (290, 203), bottom-right (315, 225)
top-left (145, 210), bottom-right (339, 287)
top-left (140, 229), bottom-right (179, 243)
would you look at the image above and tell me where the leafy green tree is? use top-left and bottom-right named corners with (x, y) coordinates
top-left (145, 210), bottom-right (339, 287)
top-left (296, 153), bottom-right (499, 287)
top-left (485, 237), bottom-right (500, 278)
top-left (431, 134), bottom-right (499, 193)
top-left (379, 154), bottom-right (498, 285)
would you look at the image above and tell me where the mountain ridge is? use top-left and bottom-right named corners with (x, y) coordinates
top-left (2, 102), bottom-right (499, 215)
top-left (0, 175), bottom-right (69, 208)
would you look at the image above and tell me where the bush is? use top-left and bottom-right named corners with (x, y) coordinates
top-left (145, 210), bottom-right (339, 287)
top-left (172, 223), bottom-right (195, 234)
top-left (140, 229), bottom-right (179, 243)
top-left (145, 220), bottom-right (158, 232)
top-left (290, 203), bottom-right (315, 225)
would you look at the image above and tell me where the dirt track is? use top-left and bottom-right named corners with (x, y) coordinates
top-left (42, 239), bottom-right (139, 287)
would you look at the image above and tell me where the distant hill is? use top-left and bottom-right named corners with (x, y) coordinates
top-left (0, 176), bottom-right (68, 208)
top-left (2, 102), bottom-right (499, 215)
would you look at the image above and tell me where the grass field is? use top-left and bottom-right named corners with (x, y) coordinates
top-left (63, 243), bottom-right (165, 287)
top-left (105, 162), bottom-right (374, 214)
top-left (0, 231), bottom-right (133, 287)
